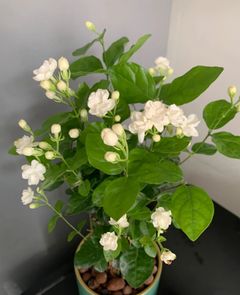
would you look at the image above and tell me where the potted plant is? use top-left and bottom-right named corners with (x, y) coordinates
top-left (9, 21), bottom-right (240, 295)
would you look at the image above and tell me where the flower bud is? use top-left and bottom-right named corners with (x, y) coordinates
top-left (112, 124), bottom-right (124, 137)
top-left (80, 109), bottom-right (88, 122)
top-left (148, 67), bottom-right (156, 76)
top-left (58, 57), bottom-right (69, 71)
top-left (167, 67), bottom-right (174, 76)
top-left (114, 115), bottom-right (121, 122)
top-left (57, 80), bottom-right (67, 91)
top-left (45, 151), bottom-right (55, 160)
top-left (22, 147), bottom-right (34, 156)
top-left (101, 128), bottom-right (119, 146)
top-left (228, 85), bottom-right (237, 99)
top-left (176, 127), bottom-right (183, 137)
top-left (40, 80), bottom-right (52, 90)
top-left (45, 91), bottom-right (56, 100)
top-left (160, 250), bottom-right (176, 265)
top-left (236, 102), bottom-right (240, 112)
top-left (85, 21), bottom-right (96, 32)
top-left (29, 203), bottom-right (40, 209)
top-left (18, 119), bottom-right (32, 133)
top-left (69, 128), bottom-right (80, 139)
top-left (104, 151), bottom-right (119, 163)
top-left (51, 124), bottom-right (61, 135)
top-left (111, 91), bottom-right (120, 100)
top-left (39, 141), bottom-right (52, 150)
top-left (152, 134), bottom-right (161, 142)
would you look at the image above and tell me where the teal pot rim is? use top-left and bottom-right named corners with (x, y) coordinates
top-left (74, 236), bottom-right (163, 295)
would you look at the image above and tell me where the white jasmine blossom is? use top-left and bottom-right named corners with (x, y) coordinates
top-left (144, 100), bottom-right (169, 132)
top-left (160, 250), bottom-right (176, 265)
top-left (88, 89), bottom-right (116, 117)
top-left (58, 57), bottom-right (69, 71)
top-left (69, 128), bottom-right (80, 139)
top-left (14, 135), bottom-right (38, 155)
top-left (167, 104), bottom-right (185, 127)
top-left (104, 151), bottom-right (119, 163)
top-left (109, 214), bottom-right (129, 228)
top-left (151, 207), bottom-right (172, 233)
top-left (21, 160), bottom-right (46, 185)
top-left (33, 58), bottom-right (57, 81)
top-left (154, 56), bottom-right (173, 77)
top-left (128, 111), bottom-right (153, 143)
top-left (100, 232), bottom-right (118, 251)
top-left (101, 128), bottom-right (119, 146)
top-left (51, 124), bottom-right (61, 135)
top-left (21, 187), bottom-right (34, 205)
top-left (181, 114), bottom-right (200, 137)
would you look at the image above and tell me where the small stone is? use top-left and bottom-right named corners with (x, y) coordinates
top-left (144, 275), bottom-right (154, 285)
top-left (91, 268), bottom-right (97, 277)
top-left (107, 278), bottom-right (125, 291)
top-left (152, 265), bottom-right (158, 274)
top-left (88, 279), bottom-right (100, 290)
top-left (113, 292), bottom-right (122, 295)
top-left (95, 272), bottom-right (107, 284)
top-left (79, 267), bottom-right (89, 273)
top-left (123, 285), bottom-right (133, 294)
top-left (82, 272), bottom-right (91, 282)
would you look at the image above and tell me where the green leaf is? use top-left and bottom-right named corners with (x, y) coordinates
top-left (153, 136), bottom-right (191, 155)
top-left (67, 193), bottom-right (92, 215)
top-left (120, 247), bottom-right (154, 288)
top-left (92, 177), bottom-right (114, 207)
top-left (41, 164), bottom-right (66, 190)
top-left (103, 177), bottom-right (140, 220)
top-left (109, 62), bottom-right (155, 103)
top-left (192, 142), bottom-right (217, 155)
top-left (70, 56), bottom-right (104, 79)
top-left (203, 99), bottom-right (237, 129)
top-left (157, 193), bottom-right (172, 210)
top-left (54, 200), bottom-right (64, 212)
top-left (103, 37), bottom-right (129, 67)
top-left (140, 237), bottom-right (157, 258)
top-left (48, 215), bottom-right (59, 233)
top-left (119, 34), bottom-right (151, 63)
top-left (159, 66), bottom-right (224, 105)
top-left (8, 145), bottom-right (17, 155)
top-left (171, 185), bottom-right (214, 241)
top-left (211, 131), bottom-right (240, 159)
top-left (86, 132), bottom-right (125, 175)
top-left (66, 147), bottom-right (88, 170)
top-left (78, 180), bottom-right (91, 197)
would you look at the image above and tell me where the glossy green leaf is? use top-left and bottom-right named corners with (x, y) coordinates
top-left (66, 193), bottom-right (92, 215)
top-left (203, 99), bottom-right (237, 129)
top-left (211, 131), bottom-right (240, 159)
top-left (120, 247), bottom-right (154, 288)
top-left (192, 142), bottom-right (217, 155)
top-left (41, 164), bottom-right (66, 190)
top-left (70, 56), bottom-right (104, 79)
top-left (109, 63), bottom-right (155, 103)
top-left (66, 147), bottom-right (88, 170)
top-left (92, 178), bottom-right (114, 207)
top-left (78, 180), bottom-right (91, 197)
top-left (48, 215), bottom-right (59, 233)
top-left (103, 177), bottom-right (140, 220)
top-left (159, 66), bottom-right (224, 105)
top-left (104, 241), bottom-right (121, 262)
top-left (119, 34), bottom-right (151, 63)
top-left (153, 136), bottom-right (191, 155)
top-left (103, 37), bottom-right (129, 67)
top-left (171, 185), bottom-right (214, 241)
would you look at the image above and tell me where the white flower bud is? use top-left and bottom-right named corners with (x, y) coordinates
top-left (69, 128), bottom-right (80, 139)
top-left (45, 151), bottom-right (55, 160)
top-left (176, 127), bottom-right (183, 137)
top-left (99, 232), bottom-right (118, 251)
top-left (80, 109), bottom-right (88, 122)
top-left (235, 102), bottom-right (240, 112)
top-left (18, 119), bottom-right (31, 133)
top-left (57, 80), bottom-right (67, 91)
top-left (152, 134), bottom-right (161, 142)
top-left (151, 207), bottom-right (172, 233)
top-left (40, 80), bottom-right (52, 90)
top-left (167, 67), bottom-right (174, 76)
top-left (29, 203), bottom-right (40, 209)
top-left (149, 67), bottom-right (156, 76)
top-left (85, 21), bottom-right (96, 32)
top-left (109, 214), bottom-right (129, 228)
top-left (22, 147), bottom-right (34, 156)
top-left (111, 91), bottom-right (120, 100)
top-left (39, 141), bottom-right (52, 150)
top-left (51, 124), bottom-right (61, 135)
top-left (114, 115), bottom-right (121, 122)
top-left (112, 124), bottom-right (124, 137)
top-left (58, 57), bottom-right (69, 71)
top-left (160, 250), bottom-right (176, 265)
top-left (228, 85), bottom-right (237, 99)
top-left (104, 151), bottom-right (119, 163)
top-left (45, 91), bottom-right (56, 100)
top-left (101, 128), bottom-right (119, 146)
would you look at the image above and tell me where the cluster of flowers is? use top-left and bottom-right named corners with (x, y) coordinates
top-left (100, 209), bottom-right (176, 265)
top-left (148, 56), bottom-right (174, 78)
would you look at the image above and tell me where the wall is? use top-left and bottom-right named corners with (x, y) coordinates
top-left (0, 0), bottom-right (172, 294)
top-left (167, 0), bottom-right (240, 216)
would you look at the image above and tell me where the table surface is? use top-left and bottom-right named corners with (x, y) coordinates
top-left (22, 203), bottom-right (240, 295)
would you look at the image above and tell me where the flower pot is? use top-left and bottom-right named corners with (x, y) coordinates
top-left (74, 239), bottom-right (162, 295)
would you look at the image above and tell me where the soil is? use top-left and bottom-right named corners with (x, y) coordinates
top-left (78, 260), bottom-right (158, 295)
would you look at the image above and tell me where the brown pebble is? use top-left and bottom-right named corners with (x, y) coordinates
top-left (152, 265), bottom-right (158, 274)
top-left (82, 272), bottom-right (91, 282)
top-left (145, 275), bottom-right (154, 285)
top-left (113, 292), bottom-right (122, 295)
top-left (79, 267), bottom-right (89, 273)
top-left (123, 285), bottom-right (133, 295)
top-left (91, 268), bottom-right (97, 277)
top-left (95, 272), bottom-right (107, 284)
top-left (88, 279), bottom-right (100, 290)
top-left (107, 278), bottom-right (125, 291)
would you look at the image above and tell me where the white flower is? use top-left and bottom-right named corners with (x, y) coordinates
top-left (181, 114), bottom-right (200, 137)
top-left (167, 104), bottom-right (185, 127)
top-left (151, 207), bottom-right (172, 232)
top-left (154, 56), bottom-right (173, 77)
top-left (21, 187), bottom-right (34, 205)
top-left (160, 250), bottom-right (176, 265)
top-left (88, 89), bottom-right (116, 117)
top-left (101, 128), bottom-right (119, 146)
top-left (69, 128), bottom-right (80, 139)
top-left (21, 160), bottom-right (46, 185)
top-left (51, 124), bottom-right (61, 135)
top-left (128, 111), bottom-right (153, 143)
top-left (144, 100), bottom-right (169, 132)
top-left (58, 57), bottom-right (69, 71)
top-left (14, 135), bottom-right (38, 155)
top-left (109, 214), bottom-right (129, 228)
top-left (104, 151), bottom-right (119, 163)
top-left (100, 232), bottom-right (118, 251)
top-left (33, 58), bottom-right (57, 81)
top-left (112, 124), bottom-right (124, 137)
